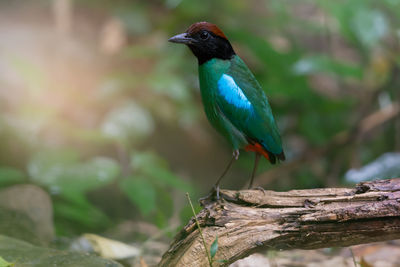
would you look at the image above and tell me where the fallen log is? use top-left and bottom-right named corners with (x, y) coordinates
top-left (159, 178), bottom-right (400, 266)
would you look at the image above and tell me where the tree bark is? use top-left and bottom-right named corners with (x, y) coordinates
top-left (159, 178), bottom-right (400, 267)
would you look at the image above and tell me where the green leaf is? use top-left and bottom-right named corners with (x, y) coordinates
top-left (27, 150), bottom-right (119, 230)
top-left (53, 200), bottom-right (109, 228)
top-left (131, 151), bottom-right (192, 192)
top-left (54, 190), bottom-right (110, 228)
top-left (156, 188), bottom-right (174, 222)
top-left (130, 151), bottom-right (164, 171)
top-left (0, 167), bottom-right (25, 187)
top-left (115, 6), bottom-right (151, 35)
top-left (101, 101), bottom-right (154, 144)
top-left (119, 176), bottom-right (156, 216)
top-left (144, 167), bottom-right (191, 192)
top-left (351, 8), bottom-right (388, 48)
top-left (292, 55), bottom-right (363, 78)
top-left (210, 235), bottom-right (218, 259)
top-left (28, 151), bottom-right (119, 194)
top-left (298, 108), bottom-right (347, 145)
top-left (27, 149), bottom-right (79, 186)
top-left (65, 157), bottom-right (120, 192)
top-left (154, 210), bottom-right (168, 229)
top-left (0, 256), bottom-right (12, 267)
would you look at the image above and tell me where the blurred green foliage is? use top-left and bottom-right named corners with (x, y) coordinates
top-left (0, 256), bottom-right (12, 267)
top-left (0, 0), bottom-right (399, 238)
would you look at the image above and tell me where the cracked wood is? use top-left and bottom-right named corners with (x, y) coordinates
top-left (159, 178), bottom-right (400, 267)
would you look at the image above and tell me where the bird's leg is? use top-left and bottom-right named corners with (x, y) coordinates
top-left (248, 152), bottom-right (261, 189)
top-left (200, 150), bottom-right (239, 202)
top-left (214, 149), bottom-right (239, 199)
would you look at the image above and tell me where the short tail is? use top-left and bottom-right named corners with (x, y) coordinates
top-left (245, 142), bottom-right (285, 164)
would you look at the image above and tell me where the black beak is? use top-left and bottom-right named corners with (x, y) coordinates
top-left (168, 33), bottom-right (195, 44)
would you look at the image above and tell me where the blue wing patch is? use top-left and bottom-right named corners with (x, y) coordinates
top-left (217, 74), bottom-right (252, 110)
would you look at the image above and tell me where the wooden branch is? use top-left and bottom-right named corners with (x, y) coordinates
top-left (159, 178), bottom-right (400, 267)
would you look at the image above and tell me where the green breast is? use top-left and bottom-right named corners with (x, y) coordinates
top-left (198, 59), bottom-right (228, 123)
top-left (198, 58), bottom-right (247, 149)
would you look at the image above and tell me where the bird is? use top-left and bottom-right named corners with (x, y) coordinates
top-left (169, 22), bottom-right (285, 199)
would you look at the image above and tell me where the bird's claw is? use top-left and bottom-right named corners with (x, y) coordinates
top-left (215, 185), bottom-right (220, 200)
top-left (198, 185), bottom-right (221, 204)
top-left (199, 150), bottom-right (239, 204)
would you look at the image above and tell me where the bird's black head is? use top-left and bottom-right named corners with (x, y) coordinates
top-left (168, 22), bottom-right (236, 65)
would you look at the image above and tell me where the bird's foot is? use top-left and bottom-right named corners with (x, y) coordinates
top-left (198, 185), bottom-right (221, 205)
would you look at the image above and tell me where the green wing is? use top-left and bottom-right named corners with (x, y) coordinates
top-left (215, 55), bottom-right (284, 156)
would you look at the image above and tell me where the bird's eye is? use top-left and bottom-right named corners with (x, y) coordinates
top-left (200, 31), bottom-right (209, 40)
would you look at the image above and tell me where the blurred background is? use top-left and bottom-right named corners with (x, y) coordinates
top-left (0, 0), bottom-right (399, 266)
